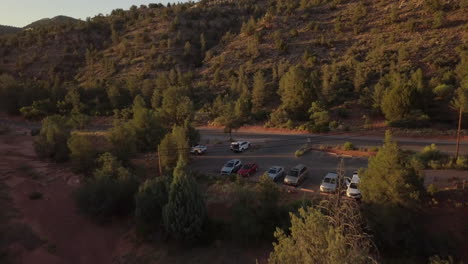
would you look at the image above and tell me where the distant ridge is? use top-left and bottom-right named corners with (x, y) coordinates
top-left (0, 24), bottom-right (21, 35)
top-left (23, 15), bottom-right (80, 29)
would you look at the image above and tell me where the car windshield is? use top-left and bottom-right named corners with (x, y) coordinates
top-left (268, 168), bottom-right (277, 174)
top-left (242, 164), bottom-right (252, 169)
top-left (324, 177), bottom-right (336, 184)
top-left (288, 170), bottom-right (299, 177)
top-left (226, 162), bottom-right (234, 167)
top-left (349, 183), bottom-right (358, 189)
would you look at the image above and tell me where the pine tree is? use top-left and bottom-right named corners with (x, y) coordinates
top-left (278, 65), bottom-right (313, 120)
top-left (252, 70), bottom-right (266, 111)
top-left (135, 177), bottom-right (168, 230)
top-left (360, 130), bottom-right (422, 207)
top-left (163, 159), bottom-right (207, 242)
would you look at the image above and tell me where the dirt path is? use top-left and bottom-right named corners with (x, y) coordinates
top-left (0, 131), bottom-right (126, 264)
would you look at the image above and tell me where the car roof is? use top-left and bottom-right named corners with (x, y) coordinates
top-left (351, 174), bottom-right (360, 183)
top-left (270, 166), bottom-right (283, 170)
top-left (324, 172), bottom-right (338, 179)
top-left (228, 159), bottom-right (241, 163)
top-left (292, 164), bottom-right (306, 170)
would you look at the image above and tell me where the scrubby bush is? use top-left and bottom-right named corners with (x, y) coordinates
top-left (427, 184), bottom-right (438, 196)
top-left (343, 141), bottom-right (355, 151)
top-left (34, 115), bottom-right (71, 162)
top-left (75, 153), bottom-right (139, 219)
top-left (135, 177), bottom-right (168, 234)
top-left (68, 134), bottom-right (97, 175)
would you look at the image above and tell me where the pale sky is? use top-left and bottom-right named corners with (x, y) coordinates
top-left (0, 0), bottom-right (175, 27)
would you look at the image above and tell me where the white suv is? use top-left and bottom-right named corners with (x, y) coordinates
top-left (346, 172), bottom-right (361, 199)
top-left (230, 141), bottom-right (250, 152)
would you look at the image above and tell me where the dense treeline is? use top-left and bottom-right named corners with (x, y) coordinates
top-left (0, 0), bottom-right (467, 132)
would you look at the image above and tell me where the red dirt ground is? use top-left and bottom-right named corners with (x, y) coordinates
top-left (0, 130), bottom-right (126, 264)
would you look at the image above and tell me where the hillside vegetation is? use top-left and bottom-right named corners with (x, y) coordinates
top-left (0, 0), bottom-right (467, 131)
top-left (0, 25), bottom-right (21, 35)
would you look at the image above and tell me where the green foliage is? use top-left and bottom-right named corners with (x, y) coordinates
top-left (360, 131), bottom-right (425, 255)
top-left (269, 204), bottom-right (376, 264)
top-left (433, 84), bottom-right (454, 98)
top-left (68, 134), bottom-right (97, 175)
top-left (267, 108), bottom-right (290, 128)
top-left (135, 177), bottom-right (168, 233)
top-left (381, 81), bottom-right (412, 122)
top-left (427, 184), bottom-right (438, 196)
top-left (343, 141), bottom-right (355, 151)
top-left (107, 120), bottom-right (137, 162)
top-left (361, 131), bottom-right (423, 207)
top-left (415, 144), bottom-right (446, 168)
top-left (278, 65), bottom-right (315, 120)
top-left (20, 99), bottom-right (55, 120)
top-left (231, 174), bottom-right (286, 243)
top-left (163, 159), bottom-right (207, 242)
top-left (34, 115), bottom-right (71, 162)
top-left (252, 70), bottom-right (266, 112)
top-left (75, 153), bottom-right (139, 219)
top-left (131, 95), bottom-right (165, 151)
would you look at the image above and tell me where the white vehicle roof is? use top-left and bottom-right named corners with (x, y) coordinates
top-left (324, 172), bottom-right (338, 179)
top-left (227, 159), bottom-right (241, 163)
top-left (351, 174), bottom-right (360, 184)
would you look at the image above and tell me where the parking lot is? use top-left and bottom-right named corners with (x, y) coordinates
top-left (191, 129), bottom-right (369, 192)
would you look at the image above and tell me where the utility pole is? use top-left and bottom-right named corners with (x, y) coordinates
top-left (157, 146), bottom-right (163, 177)
top-left (456, 106), bottom-right (462, 160)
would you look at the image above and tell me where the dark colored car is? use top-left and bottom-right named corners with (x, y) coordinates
top-left (237, 163), bottom-right (258, 177)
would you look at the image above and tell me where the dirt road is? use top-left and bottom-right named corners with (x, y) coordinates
top-left (0, 131), bottom-right (126, 264)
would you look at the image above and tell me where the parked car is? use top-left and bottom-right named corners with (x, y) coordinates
top-left (346, 172), bottom-right (361, 199)
top-left (283, 164), bottom-right (308, 186)
top-left (238, 163), bottom-right (259, 177)
top-left (220, 159), bottom-right (242, 175)
top-left (320, 172), bottom-right (351, 193)
top-left (230, 141), bottom-right (250, 152)
top-left (190, 145), bottom-right (207, 155)
top-left (267, 166), bottom-right (285, 182)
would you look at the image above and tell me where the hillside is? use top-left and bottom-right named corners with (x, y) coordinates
top-left (0, 0), bottom-right (467, 129)
top-left (0, 25), bottom-right (21, 35)
top-left (23, 15), bottom-right (80, 29)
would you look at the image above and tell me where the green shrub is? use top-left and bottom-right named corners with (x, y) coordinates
top-left (75, 153), bottom-right (139, 219)
top-left (295, 149), bottom-right (305, 157)
top-left (433, 84), bottom-right (454, 98)
top-left (456, 156), bottom-right (468, 169)
top-left (68, 134), bottom-right (97, 175)
top-left (34, 115), bottom-right (71, 162)
top-left (343, 141), bottom-right (355, 151)
top-left (427, 184), bottom-right (438, 196)
top-left (135, 177), bottom-right (169, 234)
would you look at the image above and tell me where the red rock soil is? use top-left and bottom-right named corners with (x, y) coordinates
top-left (0, 128), bottom-right (127, 264)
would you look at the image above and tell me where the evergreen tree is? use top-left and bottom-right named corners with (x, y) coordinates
top-left (361, 130), bottom-right (422, 207)
top-left (131, 95), bottom-right (165, 151)
top-left (135, 177), bottom-right (168, 231)
top-left (278, 65), bottom-right (313, 120)
top-left (163, 159), bottom-right (207, 242)
top-left (269, 204), bottom-right (376, 264)
top-left (252, 70), bottom-right (266, 111)
top-left (107, 120), bottom-right (137, 162)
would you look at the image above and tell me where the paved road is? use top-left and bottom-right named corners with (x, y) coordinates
top-left (191, 128), bottom-right (468, 192)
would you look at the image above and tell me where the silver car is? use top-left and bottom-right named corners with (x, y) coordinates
top-left (320, 172), bottom-right (350, 193)
top-left (220, 159), bottom-right (242, 175)
top-left (267, 166), bottom-right (285, 182)
top-left (283, 164), bottom-right (308, 186)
